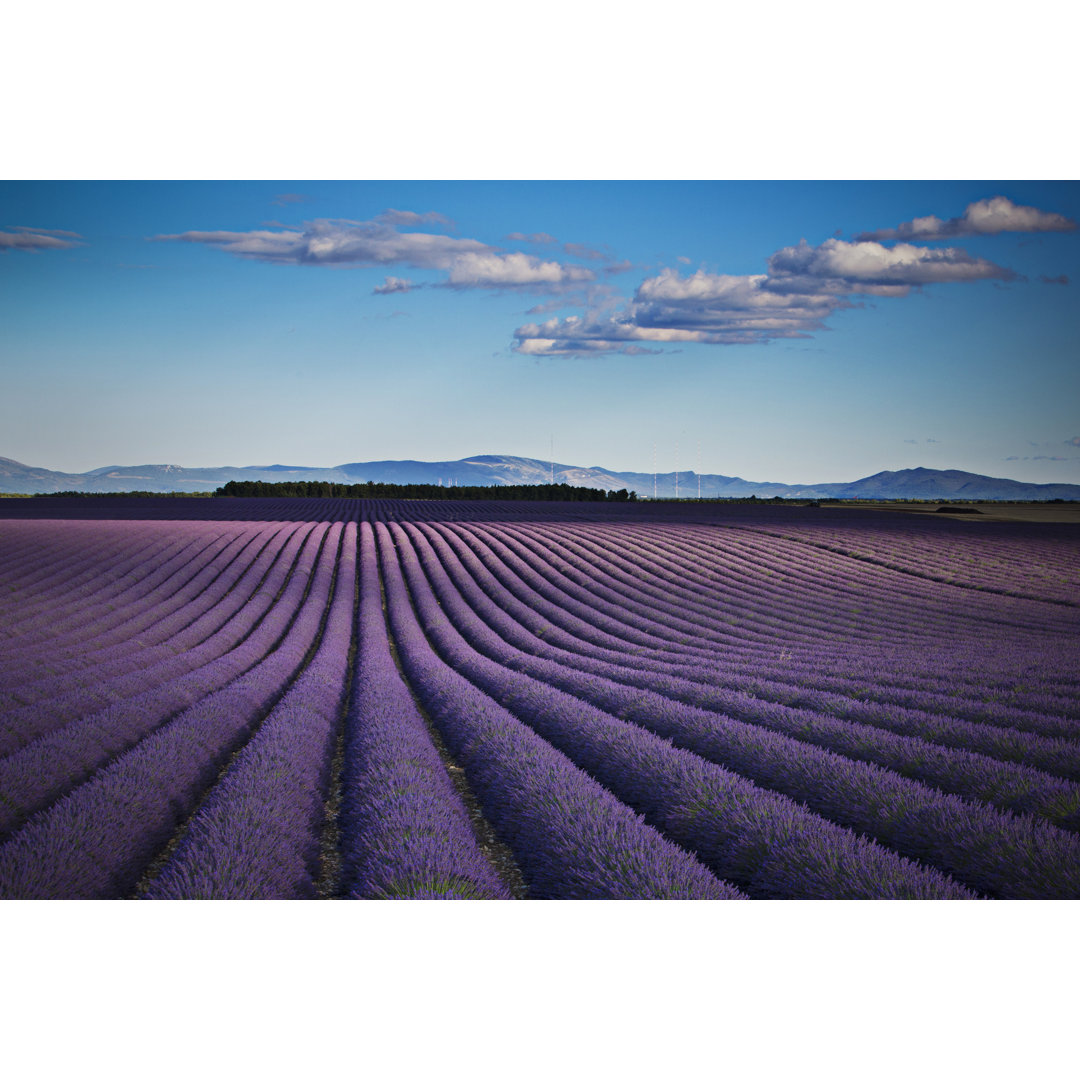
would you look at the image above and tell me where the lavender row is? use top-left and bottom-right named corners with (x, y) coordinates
top-left (501, 520), bottom-right (1076, 668)
top-left (0, 524), bottom-right (132, 602)
top-left (0, 526), bottom-right (279, 712)
top-left (0, 523), bottom-right (343, 898)
top-left (517, 518), bottom-right (957, 648)
top-left (477, 520), bottom-right (822, 654)
top-left (568, 520), bottom-right (1072, 644)
top-left (336, 521), bottom-right (510, 899)
top-left (456, 523), bottom-right (1080, 738)
top-left (760, 515), bottom-right (1070, 585)
top-left (543, 516), bottom-right (1075, 652)
top-left (0, 529), bottom-right (239, 678)
top-left (0, 528), bottom-right (265, 701)
top-left (392, 522), bottom-right (970, 900)
top-left (0, 522), bottom-right (325, 836)
top-left (143, 524), bottom-right (355, 899)
top-left (460, 521), bottom-right (741, 662)
top-left (549, 521), bottom-right (1080, 724)
top-left (403, 524), bottom-right (1080, 899)
top-left (0, 527), bottom-right (257, 696)
top-left (0, 523), bottom-right (308, 759)
top-left (375, 521), bottom-right (740, 900)
top-left (0, 522), bottom-right (169, 605)
top-left (0, 526), bottom-right (201, 639)
top-left (471, 518), bottom-right (901, 663)
top-left (770, 518), bottom-right (1080, 597)
top-left (2, 525), bottom-right (260, 658)
top-left (758, 523), bottom-right (1080, 607)
top-left (2, 528), bottom-right (218, 646)
top-left (438, 524), bottom-right (1080, 754)
top-left (527, 521), bottom-right (935, 648)
top-left (424, 523), bottom-right (1080, 797)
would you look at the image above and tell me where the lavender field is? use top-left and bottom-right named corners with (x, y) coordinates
top-left (1, 497), bottom-right (1078, 900)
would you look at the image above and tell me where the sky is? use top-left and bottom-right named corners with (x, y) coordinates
top-left (2, 179), bottom-right (1078, 484)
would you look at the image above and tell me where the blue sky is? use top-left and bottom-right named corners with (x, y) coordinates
top-left (2, 180), bottom-right (1078, 483)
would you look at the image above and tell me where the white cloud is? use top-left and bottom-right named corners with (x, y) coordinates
top-left (0, 227), bottom-right (82, 251)
top-left (630, 268), bottom-right (841, 337)
top-left (858, 196), bottom-right (1076, 242)
top-left (512, 310), bottom-right (788, 355)
top-left (156, 218), bottom-right (487, 268)
top-left (446, 252), bottom-right (595, 289)
top-left (511, 235), bottom-right (1017, 357)
top-left (373, 276), bottom-right (415, 294)
top-left (767, 238), bottom-right (1013, 289)
top-left (157, 213), bottom-right (595, 295)
top-left (637, 268), bottom-right (833, 309)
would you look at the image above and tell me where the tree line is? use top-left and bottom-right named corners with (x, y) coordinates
top-left (212, 480), bottom-right (638, 502)
top-left (32, 490), bottom-right (213, 498)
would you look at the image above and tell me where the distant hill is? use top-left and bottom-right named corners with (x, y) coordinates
top-left (804, 467), bottom-right (1080, 501)
top-left (2, 454), bottom-right (1079, 501)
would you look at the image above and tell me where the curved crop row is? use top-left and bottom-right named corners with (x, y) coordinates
top-left (0, 523), bottom-right (342, 898)
top-left (0, 527), bottom-right (271, 705)
top-left (0, 522), bottom-right (325, 838)
top-left (374, 521), bottom-right (741, 900)
top-left (423, 523), bottom-right (1080, 794)
top-left (143, 524), bottom-right (356, 899)
top-left (399, 521), bottom-right (1080, 899)
top-left (392, 522), bottom-right (972, 898)
top-left (337, 522), bottom-right (511, 899)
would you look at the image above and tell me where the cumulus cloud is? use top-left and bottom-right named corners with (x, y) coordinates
top-left (156, 213), bottom-right (595, 295)
top-left (767, 238), bottom-right (1014, 291)
top-left (514, 269), bottom-right (832, 356)
top-left (272, 193), bottom-right (309, 207)
top-left (512, 305), bottom-right (797, 355)
top-left (156, 196), bottom-right (1069, 361)
top-left (0, 227), bottom-right (83, 252)
top-left (373, 276), bottom-right (415, 294)
top-left (155, 217), bottom-right (486, 268)
top-left (511, 232), bottom-right (1021, 356)
top-left (857, 196), bottom-right (1076, 242)
top-left (631, 268), bottom-right (843, 338)
top-left (506, 231), bottom-right (557, 244)
top-left (445, 252), bottom-right (595, 290)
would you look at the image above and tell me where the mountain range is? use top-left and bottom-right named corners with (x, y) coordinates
top-left (2, 453), bottom-right (1079, 501)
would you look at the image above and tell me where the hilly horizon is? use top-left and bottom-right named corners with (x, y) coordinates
top-left (3, 453), bottom-right (1079, 501)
